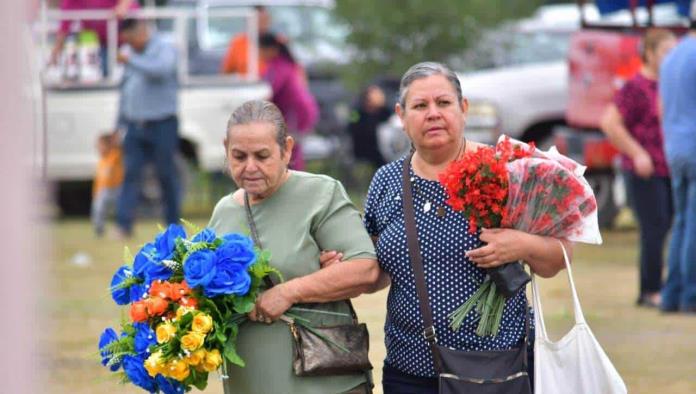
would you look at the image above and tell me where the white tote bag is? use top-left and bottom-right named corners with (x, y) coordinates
top-left (532, 243), bottom-right (627, 394)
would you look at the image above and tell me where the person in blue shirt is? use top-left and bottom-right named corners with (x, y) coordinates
top-left (658, 19), bottom-right (696, 314)
top-left (115, 18), bottom-right (180, 237)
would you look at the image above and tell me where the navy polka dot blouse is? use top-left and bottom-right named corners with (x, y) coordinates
top-left (364, 157), bottom-right (529, 377)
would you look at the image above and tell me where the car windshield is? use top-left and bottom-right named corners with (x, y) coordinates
top-left (205, 5), bottom-right (348, 64)
top-left (456, 28), bottom-right (571, 71)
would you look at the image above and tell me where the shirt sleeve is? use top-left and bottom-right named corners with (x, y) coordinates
top-left (363, 167), bottom-right (385, 237)
top-left (127, 40), bottom-right (177, 80)
top-left (312, 180), bottom-right (376, 261)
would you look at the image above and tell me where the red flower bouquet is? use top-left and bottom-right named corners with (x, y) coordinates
top-left (439, 136), bottom-right (601, 336)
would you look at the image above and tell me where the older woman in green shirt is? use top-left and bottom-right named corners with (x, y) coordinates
top-left (208, 100), bottom-right (381, 394)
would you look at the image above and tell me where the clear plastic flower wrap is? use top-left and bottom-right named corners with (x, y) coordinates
top-left (496, 136), bottom-right (602, 245)
top-left (441, 136), bottom-right (602, 336)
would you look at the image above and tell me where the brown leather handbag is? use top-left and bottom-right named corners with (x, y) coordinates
top-left (244, 192), bottom-right (373, 378)
top-left (288, 302), bottom-right (372, 376)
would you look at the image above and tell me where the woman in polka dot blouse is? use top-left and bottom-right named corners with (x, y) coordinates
top-left (353, 62), bottom-right (573, 393)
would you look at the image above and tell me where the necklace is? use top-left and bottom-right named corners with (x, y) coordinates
top-left (410, 138), bottom-right (467, 218)
top-left (410, 175), bottom-right (447, 217)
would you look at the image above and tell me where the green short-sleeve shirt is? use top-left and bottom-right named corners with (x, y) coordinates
top-left (208, 171), bottom-right (376, 394)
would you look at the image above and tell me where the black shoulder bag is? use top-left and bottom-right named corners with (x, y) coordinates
top-left (401, 154), bottom-right (531, 394)
top-left (243, 192), bottom-right (373, 378)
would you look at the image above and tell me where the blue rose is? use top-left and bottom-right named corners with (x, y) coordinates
top-left (133, 243), bottom-right (173, 284)
top-left (110, 266), bottom-right (133, 305)
top-left (204, 261), bottom-right (251, 297)
top-left (216, 234), bottom-right (257, 269)
top-left (98, 328), bottom-right (121, 371)
top-left (122, 355), bottom-right (157, 393)
top-left (129, 283), bottom-right (147, 303)
top-left (183, 249), bottom-right (217, 289)
top-left (192, 228), bottom-right (217, 243)
top-left (133, 322), bottom-right (156, 356)
top-left (155, 375), bottom-right (185, 394)
top-left (154, 224), bottom-right (186, 260)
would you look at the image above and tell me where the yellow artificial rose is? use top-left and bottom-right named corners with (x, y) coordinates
top-left (180, 331), bottom-right (205, 351)
top-left (155, 322), bottom-right (177, 344)
top-left (167, 358), bottom-right (190, 381)
top-left (192, 313), bottom-right (213, 334)
top-left (202, 349), bottom-right (223, 372)
top-left (144, 351), bottom-right (165, 378)
top-left (184, 348), bottom-right (207, 366)
top-left (176, 306), bottom-right (195, 319)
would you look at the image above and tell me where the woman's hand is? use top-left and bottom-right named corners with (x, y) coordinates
top-left (465, 228), bottom-right (526, 269)
top-left (319, 250), bottom-right (343, 268)
top-left (249, 283), bottom-right (298, 324)
top-left (632, 150), bottom-right (655, 178)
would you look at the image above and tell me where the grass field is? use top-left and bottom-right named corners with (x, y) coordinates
top-left (45, 218), bottom-right (696, 394)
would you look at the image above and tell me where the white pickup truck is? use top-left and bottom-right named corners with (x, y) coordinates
top-left (377, 4), bottom-right (587, 161)
top-left (36, 7), bottom-right (270, 214)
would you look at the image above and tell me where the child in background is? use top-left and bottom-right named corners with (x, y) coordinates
top-left (92, 131), bottom-right (124, 237)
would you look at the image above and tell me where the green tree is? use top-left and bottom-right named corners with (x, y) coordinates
top-left (333, 0), bottom-right (544, 88)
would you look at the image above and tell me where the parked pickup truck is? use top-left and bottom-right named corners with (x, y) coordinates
top-left (36, 7), bottom-right (270, 214)
top-left (377, 4), bottom-right (583, 161)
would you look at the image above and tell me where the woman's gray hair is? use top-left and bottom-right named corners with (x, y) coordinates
top-left (226, 100), bottom-right (288, 150)
top-left (398, 62), bottom-right (463, 109)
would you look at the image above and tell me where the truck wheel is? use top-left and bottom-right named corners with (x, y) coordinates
top-left (586, 172), bottom-right (619, 229)
top-left (56, 181), bottom-right (92, 216)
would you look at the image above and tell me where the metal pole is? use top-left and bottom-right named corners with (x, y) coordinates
top-left (647, 0), bottom-right (655, 27)
top-left (629, 0), bottom-right (639, 27)
top-left (107, 18), bottom-right (118, 82)
top-left (578, 0), bottom-right (587, 28)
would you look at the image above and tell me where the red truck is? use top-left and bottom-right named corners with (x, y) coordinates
top-left (552, 0), bottom-right (692, 227)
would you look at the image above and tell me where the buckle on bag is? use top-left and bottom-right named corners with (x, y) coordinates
top-left (423, 326), bottom-right (437, 343)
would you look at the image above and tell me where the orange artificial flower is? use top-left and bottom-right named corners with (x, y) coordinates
top-left (146, 296), bottom-right (170, 316)
top-left (149, 280), bottom-right (172, 299)
top-left (168, 282), bottom-right (190, 301)
top-left (130, 300), bottom-right (149, 322)
top-left (179, 296), bottom-right (198, 308)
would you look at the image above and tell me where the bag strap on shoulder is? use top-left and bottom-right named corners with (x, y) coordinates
top-left (401, 153), bottom-right (444, 372)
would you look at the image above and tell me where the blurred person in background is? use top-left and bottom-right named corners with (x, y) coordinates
top-left (49, 0), bottom-right (139, 73)
top-left (258, 32), bottom-right (318, 171)
top-left (348, 84), bottom-right (391, 169)
top-left (92, 131), bottom-right (123, 237)
top-left (659, 19), bottom-right (696, 314)
top-left (115, 18), bottom-right (180, 238)
top-left (600, 28), bottom-right (677, 308)
top-left (220, 5), bottom-right (271, 76)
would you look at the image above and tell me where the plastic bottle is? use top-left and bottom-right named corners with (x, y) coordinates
top-left (62, 22), bottom-right (80, 82)
top-left (78, 29), bottom-right (102, 83)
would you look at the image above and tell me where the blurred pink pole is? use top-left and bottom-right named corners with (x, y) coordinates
top-left (0, 0), bottom-right (40, 392)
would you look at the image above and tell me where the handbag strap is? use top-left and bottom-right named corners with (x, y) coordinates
top-left (243, 190), bottom-right (360, 324)
top-left (531, 241), bottom-right (586, 342)
top-left (401, 152), bottom-right (444, 373)
top-left (244, 191), bottom-right (277, 289)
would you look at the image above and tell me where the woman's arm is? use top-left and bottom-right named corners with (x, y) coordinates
top-left (250, 257), bottom-right (381, 322)
top-left (465, 228), bottom-right (571, 278)
top-left (600, 104), bottom-right (654, 178)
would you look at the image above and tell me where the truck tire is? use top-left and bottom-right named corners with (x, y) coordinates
top-left (56, 181), bottom-right (92, 216)
top-left (586, 172), bottom-right (619, 229)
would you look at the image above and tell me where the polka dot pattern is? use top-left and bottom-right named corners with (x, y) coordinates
top-left (364, 158), bottom-right (529, 378)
